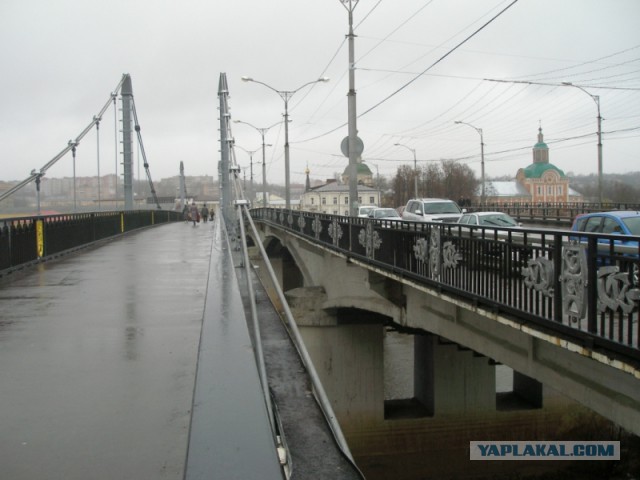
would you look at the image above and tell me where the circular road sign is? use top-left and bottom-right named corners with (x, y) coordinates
top-left (340, 136), bottom-right (364, 157)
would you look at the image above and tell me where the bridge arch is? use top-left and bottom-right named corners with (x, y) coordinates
top-left (252, 230), bottom-right (309, 292)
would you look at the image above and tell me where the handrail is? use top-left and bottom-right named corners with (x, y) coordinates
top-left (243, 207), bottom-right (360, 467)
top-left (251, 208), bottom-right (640, 367)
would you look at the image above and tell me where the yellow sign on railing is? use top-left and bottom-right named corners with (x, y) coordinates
top-left (36, 220), bottom-right (44, 257)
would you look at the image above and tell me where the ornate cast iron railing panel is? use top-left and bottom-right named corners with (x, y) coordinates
top-left (251, 208), bottom-right (639, 363)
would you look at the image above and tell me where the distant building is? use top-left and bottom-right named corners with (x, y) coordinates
top-left (341, 162), bottom-right (375, 187)
top-left (299, 168), bottom-right (380, 215)
top-left (485, 128), bottom-right (583, 205)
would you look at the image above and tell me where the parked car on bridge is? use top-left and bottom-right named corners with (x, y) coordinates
top-left (570, 210), bottom-right (640, 286)
top-left (401, 198), bottom-right (464, 223)
top-left (357, 205), bottom-right (377, 218)
top-left (570, 211), bottom-right (640, 237)
top-left (367, 207), bottom-right (402, 220)
top-left (458, 211), bottom-right (521, 228)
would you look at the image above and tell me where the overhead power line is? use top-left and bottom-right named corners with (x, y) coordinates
top-left (294, 0), bottom-right (520, 144)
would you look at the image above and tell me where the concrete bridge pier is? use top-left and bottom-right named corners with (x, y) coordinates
top-left (414, 335), bottom-right (544, 415)
top-left (286, 287), bottom-right (386, 432)
top-left (415, 334), bottom-right (495, 415)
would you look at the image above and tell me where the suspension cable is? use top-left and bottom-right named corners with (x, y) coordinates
top-left (131, 98), bottom-right (161, 209)
top-left (0, 76), bottom-right (128, 205)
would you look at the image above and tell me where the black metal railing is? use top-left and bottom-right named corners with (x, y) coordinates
top-left (469, 202), bottom-right (640, 225)
top-left (0, 210), bottom-right (181, 273)
top-left (251, 208), bottom-right (640, 364)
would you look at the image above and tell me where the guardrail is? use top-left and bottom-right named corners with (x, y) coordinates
top-left (251, 208), bottom-right (640, 365)
top-left (0, 210), bottom-right (182, 274)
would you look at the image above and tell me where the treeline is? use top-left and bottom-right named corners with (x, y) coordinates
top-left (387, 160), bottom-right (479, 207)
top-left (569, 172), bottom-right (640, 203)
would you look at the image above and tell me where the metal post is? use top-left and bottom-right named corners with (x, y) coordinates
top-left (71, 141), bottom-right (77, 212)
top-left (394, 143), bottom-right (418, 198)
top-left (219, 73), bottom-right (233, 223)
top-left (283, 96), bottom-right (291, 209)
top-left (233, 120), bottom-right (280, 208)
top-left (341, 0), bottom-right (360, 216)
top-left (95, 117), bottom-right (101, 210)
top-left (179, 161), bottom-right (186, 211)
top-left (241, 77), bottom-right (328, 211)
top-left (236, 145), bottom-right (260, 203)
top-left (479, 128), bottom-right (485, 206)
top-left (596, 96), bottom-right (603, 206)
top-left (35, 172), bottom-right (42, 215)
top-left (121, 74), bottom-right (134, 210)
top-left (455, 121), bottom-right (485, 205)
top-left (261, 140), bottom-right (267, 208)
top-left (112, 93), bottom-right (118, 209)
top-left (562, 82), bottom-right (603, 206)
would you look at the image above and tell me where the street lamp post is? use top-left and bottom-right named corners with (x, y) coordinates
top-left (234, 119), bottom-right (279, 208)
top-left (241, 76), bottom-right (329, 209)
top-left (455, 121), bottom-right (485, 205)
top-left (394, 143), bottom-right (418, 198)
top-left (339, 0), bottom-right (361, 216)
top-left (562, 82), bottom-right (603, 205)
top-left (235, 145), bottom-right (260, 201)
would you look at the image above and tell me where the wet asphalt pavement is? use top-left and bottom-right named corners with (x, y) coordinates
top-left (0, 221), bottom-right (213, 479)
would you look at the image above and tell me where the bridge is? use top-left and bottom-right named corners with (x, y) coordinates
top-left (1, 205), bottom-right (638, 478)
top-left (246, 207), bottom-right (638, 415)
top-left (1, 73), bottom-right (639, 479)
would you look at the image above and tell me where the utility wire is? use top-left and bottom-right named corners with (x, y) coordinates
top-left (295, 0), bottom-right (520, 144)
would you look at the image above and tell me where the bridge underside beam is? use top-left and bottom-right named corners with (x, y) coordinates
top-left (404, 285), bottom-right (640, 435)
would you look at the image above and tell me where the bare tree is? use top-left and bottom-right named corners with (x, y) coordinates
top-left (392, 160), bottom-right (478, 206)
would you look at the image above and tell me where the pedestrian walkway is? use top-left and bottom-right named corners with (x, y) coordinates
top-left (0, 219), bottom-right (278, 479)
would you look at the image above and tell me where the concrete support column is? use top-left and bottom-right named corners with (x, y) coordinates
top-left (414, 334), bottom-right (435, 415)
top-left (514, 371), bottom-right (543, 408)
top-left (301, 322), bottom-right (384, 431)
top-left (414, 335), bottom-right (495, 416)
top-left (287, 287), bottom-right (385, 431)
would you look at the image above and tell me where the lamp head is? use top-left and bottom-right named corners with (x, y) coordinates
top-left (241, 76), bottom-right (253, 82)
top-left (318, 77), bottom-right (330, 83)
top-left (561, 81), bottom-right (572, 86)
top-left (454, 121), bottom-right (462, 124)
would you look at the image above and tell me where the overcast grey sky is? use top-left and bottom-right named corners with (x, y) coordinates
top-left (1, 0), bottom-right (639, 188)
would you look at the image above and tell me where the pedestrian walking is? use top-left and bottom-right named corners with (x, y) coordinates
top-left (201, 204), bottom-right (209, 223)
top-left (189, 201), bottom-right (199, 226)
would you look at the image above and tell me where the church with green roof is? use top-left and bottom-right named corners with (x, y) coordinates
top-left (484, 128), bottom-right (582, 205)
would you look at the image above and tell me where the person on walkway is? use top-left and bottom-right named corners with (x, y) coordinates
top-left (189, 201), bottom-right (199, 226)
top-left (210, 208), bottom-right (215, 222)
top-left (201, 204), bottom-right (209, 223)
top-left (182, 204), bottom-right (189, 222)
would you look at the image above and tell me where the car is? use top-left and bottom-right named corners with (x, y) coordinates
top-left (458, 211), bottom-right (521, 228)
top-left (570, 211), bottom-right (640, 285)
top-left (368, 207), bottom-right (402, 220)
top-left (401, 198), bottom-right (464, 223)
top-left (571, 211), bottom-right (640, 237)
top-left (357, 205), bottom-right (377, 218)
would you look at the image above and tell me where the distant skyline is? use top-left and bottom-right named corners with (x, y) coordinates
top-left (1, 0), bottom-right (639, 188)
